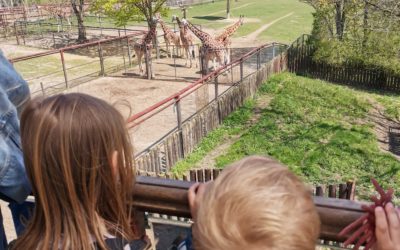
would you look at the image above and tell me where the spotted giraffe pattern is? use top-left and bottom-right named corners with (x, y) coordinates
top-left (174, 15), bottom-right (196, 68)
top-left (178, 17), bottom-right (226, 72)
top-left (133, 17), bottom-right (158, 76)
top-left (155, 13), bottom-right (181, 58)
top-left (215, 15), bottom-right (244, 48)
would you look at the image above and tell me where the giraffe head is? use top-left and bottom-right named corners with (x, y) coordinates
top-left (149, 15), bottom-right (159, 28)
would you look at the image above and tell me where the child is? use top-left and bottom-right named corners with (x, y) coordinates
top-left (12, 93), bottom-right (149, 250)
top-left (188, 156), bottom-right (320, 250)
top-left (374, 203), bottom-right (400, 250)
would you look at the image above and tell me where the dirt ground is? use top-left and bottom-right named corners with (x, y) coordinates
top-left (64, 56), bottom-right (233, 153)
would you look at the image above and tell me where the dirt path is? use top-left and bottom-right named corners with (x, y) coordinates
top-left (193, 95), bottom-right (273, 169)
top-left (367, 98), bottom-right (400, 160)
top-left (245, 12), bottom-right (294, 40)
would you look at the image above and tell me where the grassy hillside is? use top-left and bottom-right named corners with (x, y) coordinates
top-left (168, 0), bottom-right (313, 43)
top-left (75, 0), bottom-right (313, 44)
top-left (173, 73), bottom-right (400, 199)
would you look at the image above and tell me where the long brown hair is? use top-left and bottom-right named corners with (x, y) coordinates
top-left (14, 93), bottom-right (135, 250)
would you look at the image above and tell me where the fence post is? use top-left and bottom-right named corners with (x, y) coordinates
top-left (173, 46), bottom-right (177, 80)
top-left (175, 97), bottom-right (185, 158)
top-left (155, 37), bottom-right (160, 59)
top-left (257, 48), bottom-right (261, 70)
top-left (145, 46), bottom-right (152, 80)
top-left (98, 42), bottom-right (105, 76)
top-left (240, 58), bottom-right (243, 81)
top-left (126, 37), bottom-right (132, 66)
top-left (40, 82), bottom-right (45, 96)
top-left (39, 19), bottom-right (43, 38)
top-left (14, 22), bottom-right (19, 45)
top-left (272, 42), bottom-right (275, 58)
top-left (214, 76), bottom-right (221, 124)
top-left (60, 50), bottom-right (69, 88)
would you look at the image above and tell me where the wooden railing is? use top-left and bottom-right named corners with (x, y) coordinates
top-left (134, 176), bottom-right (366, 243)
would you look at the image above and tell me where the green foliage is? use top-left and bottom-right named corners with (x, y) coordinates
top-left (305, 0), bottom-right (400, 74)
top-left (213, 73), bottom-right (400, 198)
top-left (90, 0), bottom-right (168, 27)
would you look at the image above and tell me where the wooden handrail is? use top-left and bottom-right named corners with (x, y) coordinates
top-left (134, 176), bottom-right (366, 243)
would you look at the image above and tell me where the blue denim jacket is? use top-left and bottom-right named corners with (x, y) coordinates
top-left (0, 50), bottom-right (31, 203)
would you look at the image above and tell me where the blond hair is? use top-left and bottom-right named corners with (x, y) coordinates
top-left (14, 93), bottom-right (135, 250)
top-left (194, 156), bottom-right (320, 250)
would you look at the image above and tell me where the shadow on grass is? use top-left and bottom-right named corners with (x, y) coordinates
top-left (192, 16), bottom-right (226, 21)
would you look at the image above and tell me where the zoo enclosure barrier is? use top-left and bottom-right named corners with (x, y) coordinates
top-left (9, 20), bottom-right (145, 48)
top-left (10, 31), bottom-right (146, 96)
top-left (133, 172), bottom-right (360, 245)
top-left (129, 43), bottom-right (287, 173)
top-left (288, 34), bottom-right (400, 92)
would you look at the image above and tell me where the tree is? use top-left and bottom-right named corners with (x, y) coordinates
top-left (71, 0), bottom-right (87, 42)
top-left (91, 0), bottom-right (168, 28)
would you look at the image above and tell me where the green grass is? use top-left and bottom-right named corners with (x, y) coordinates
top-left (30, 0), bottom-right (313, 43)
top-left (174, 73), bottom-right (400, 199)
top-left (166, 0), bottom-right (313, 43)
top-left (172, 99), bottom-right (255, 175)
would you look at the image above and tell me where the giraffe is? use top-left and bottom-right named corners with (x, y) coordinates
top-left (155, 13), bottom-right (180, 58)
top-left (38, 4), bottom-right (72, 33)
top-left (172, 15), bottom-right (196, 68)
top-left (133, 16), bottom-right (159, 77)
top-left (215, 15), bottom-right (244, 64)
top-left (177, 17), bottom-right (227, 73)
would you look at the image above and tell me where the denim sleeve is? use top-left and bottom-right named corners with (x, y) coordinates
top-left (0, 50), bottom-right (30, 116)
top-left (0, 50), bottom-right (31, 203)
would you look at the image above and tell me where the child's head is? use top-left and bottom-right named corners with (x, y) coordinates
top-left (17, 93), bottom-right (135, 250)
top-left (193, 156), bottom-right (320, 250)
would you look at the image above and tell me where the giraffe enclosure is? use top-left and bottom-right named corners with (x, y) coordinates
top-left (1, 0), bottom-right (310, 153)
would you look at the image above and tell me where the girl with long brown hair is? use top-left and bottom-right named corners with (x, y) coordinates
top-left (12, 93), bottom-right (148, 250)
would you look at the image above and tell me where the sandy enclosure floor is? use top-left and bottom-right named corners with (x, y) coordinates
top-left (64, 56), bottom-right (233, 153)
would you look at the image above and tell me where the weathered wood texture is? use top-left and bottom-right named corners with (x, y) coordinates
top-left (134, 174), bottom-right (361, 243)
top-left (288, 34), bottom-right (400, 92)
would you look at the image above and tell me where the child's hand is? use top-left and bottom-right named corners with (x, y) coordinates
top-left (188, 182), bottom-right (207, 222)
top-left (375, 203), bottom-right (400, 250)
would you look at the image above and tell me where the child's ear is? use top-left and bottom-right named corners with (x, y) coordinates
top-left (111, 151), bottom-right (119, 178)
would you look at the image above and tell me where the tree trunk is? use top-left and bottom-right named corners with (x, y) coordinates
top-left (71, 0), bottom-right (87, 43)
top-left (335, 0), bottom-right (346, 40)
top-left (362, 0), bottom-right (369, 48)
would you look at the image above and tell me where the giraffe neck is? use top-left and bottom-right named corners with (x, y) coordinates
top-left (185, 20), bottom-right (212, 44)
top-left (143, 23), bottom-right (157, 45)
top-left (159, 19), bottom-right (172, 36)
top-left (216, 19), bottom-right (242, 40)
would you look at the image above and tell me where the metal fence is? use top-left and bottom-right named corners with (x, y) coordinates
top-left (10, 32), bottom-right (145, 96)
top-left (130, 43), bottom-right (287, 172)
top-left (4, 21), bottom-right (144, 46)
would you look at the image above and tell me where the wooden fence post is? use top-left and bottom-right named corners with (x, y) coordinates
top-left (257, 48), bottom-right (261, 70)
top-left (60, 50), bottom-right (69, 88)
top-left (126, 37), bottom-right (132, 66)
top-left (240, 58), bottom-right (243, 81)
top-left (175, 97), bottom-right (184, 159)
top-left (98, 42), bottom-right (105, 76)
top-left (145, 46), bottom-right (152, 80)
top-left (14, 22), bottom-right (19, 45)
top-left (52, 32), bottom-right (56, 47)
top-left (214, 76), bottom-right (221, 124)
